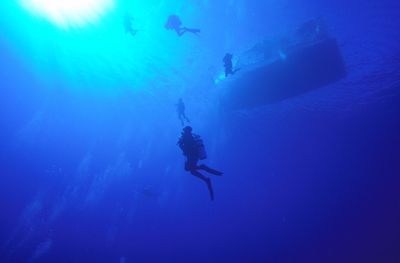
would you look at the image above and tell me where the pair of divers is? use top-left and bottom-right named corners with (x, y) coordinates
top-left (175, 99), bottom-right (223, 201)
top-left (125, 14), bottom-right (234, 79)
top-left (165, 15), bottom-right (236, 78)
top-left (178, 126), bottom-right (223, 201)
top-left (124, 14), bottom-right (200, 37)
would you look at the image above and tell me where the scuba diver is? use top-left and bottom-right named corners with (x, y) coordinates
top-left (124, 14), bottom-right (138, 37)
top-left (165, 15), bottom-right (201, 37)
top-left (223, 53), bottom-right (240, 77)
top-left (178, 126), bottom-right (223, 201)
top-left (176, 98), bottom-right (190, 126)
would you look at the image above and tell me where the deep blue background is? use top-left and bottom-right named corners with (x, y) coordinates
top-left (1, 0), bottom-right (400, 262)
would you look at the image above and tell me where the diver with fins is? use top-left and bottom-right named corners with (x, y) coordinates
top-left (165, 15), bottom-right (201, 37)
top-left (178, 126), bottom-right (223, 201)
top-left (124, 14), bottom-right (138, 37)
top-left (176, 98), bottom-right (190, 126)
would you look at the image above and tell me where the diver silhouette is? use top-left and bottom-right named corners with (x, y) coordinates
top-left (176, 98), bottom-right (190, 126)
top-left (178, 126), bottom-right (223, 201)
top-left (165, 15), bottom-right (201, 37)
top-left (223, 53), bottom-right (240, 77)
top-left (124, 14), bottom-right (138, 37)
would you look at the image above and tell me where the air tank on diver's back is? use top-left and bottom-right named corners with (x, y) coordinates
top-left (194, 135), bottom-right (207, 160)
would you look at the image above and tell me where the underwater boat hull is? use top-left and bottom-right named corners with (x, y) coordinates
top-left (220, 38), bottom-right (346, 109)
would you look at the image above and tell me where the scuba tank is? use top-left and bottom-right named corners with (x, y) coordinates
top-left (194, 135), bottom-right (207, 160)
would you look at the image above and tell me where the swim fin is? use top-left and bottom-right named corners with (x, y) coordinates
top-left (205, 178), bottom-right (214, 201)
top-left (199, 165), bottom-right (223, 176)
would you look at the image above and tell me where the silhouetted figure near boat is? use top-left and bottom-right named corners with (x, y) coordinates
top-left (178, 126), bottom-right (223, 201)
top-left (176, 98), bottom-right (190, 126)
top-left (124, 14), bottom-right (138, 37)
top-left (165, 15), bottom-right (200, 37)
top-left (223, 53), bottom-right (240, 77)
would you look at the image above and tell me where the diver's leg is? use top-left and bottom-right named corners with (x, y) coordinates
top-left (206, 177), bottom-right (214, 201)
top-left (190, 170), bottom-right (214, 201)
top-left (225, 68), bottom-right (233, 77)
top-left (186, 28), bottom-right (201, 34)
top-left (178, 114), bottom-right (184, 126)
top-left (233, 68), bottom-right (241, 74)
top-left (177, 28), bottom-right (186, 36)
top-left (183, 112), bottom-right (190, 122)
top-left (198, 164), bottom-right (223, 176)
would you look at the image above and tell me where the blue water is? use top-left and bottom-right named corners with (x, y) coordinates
top-left (1, 0), bottom-right (400, 262)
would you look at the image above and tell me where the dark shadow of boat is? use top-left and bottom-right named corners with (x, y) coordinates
top-left (218, 18), bottom-right (347, 110)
